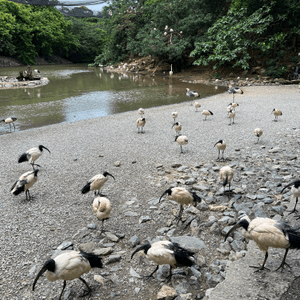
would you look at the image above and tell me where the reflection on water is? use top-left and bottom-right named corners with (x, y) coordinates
top-left (0, 64), bottom-right (226, 134)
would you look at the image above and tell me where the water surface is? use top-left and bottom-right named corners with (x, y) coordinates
top-left (0, 65), bottom-right (226, 134)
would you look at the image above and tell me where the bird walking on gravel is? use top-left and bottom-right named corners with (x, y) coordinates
top-left (11, 169), bottom-right (39, 200)
top-left (159, 187), bottom-right (201, 223)
top-left (18, 145), bottom-right (50, 170)
top-left (220, 166), bottom-right (233, 192)
top-left (228, 102), bottom-right (239, 109)
top-left (186, 88), bottom-right (199, 97)
top-left (214, 140), bottom-right (226, 161)
top-left (225, 216), bottom-right (300, 272)
top-left (33, 251), bottom-right (103, 300)
top-left (194, 101), bottom-right (201, 112)
top-left (93, 196), bottom-right (112, 235)
top-left (1, 117), bottom-right (17, 131)
top-left (228, 86), bottom-right (243, 100)
top-left (131, 240), bottom-right (195, 280)
top-left (281, 180), bottom-right (300, 216)
top-left (172, 111), bottom-right (178, 124)
top-left (136, 117), bottom-right (146, 133)
top-left (172, 122), bottom-right (182, 139)
top-left (138, 108), bottom-right (145, 116)
top-left (175, 134), bottom-right (188, 153)
top-left (228, 109), bottom-right (236, 125)
top-left (201, 109), bottom-right (213, 120)
top-left (81, 172), bottom-right (115, 196)
top-left (254, 128), bottom-right (263, 143)
top-left (271, 108), bottom-right (282, 121)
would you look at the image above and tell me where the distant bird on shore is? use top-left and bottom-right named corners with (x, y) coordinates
top-left (81, 172), bottom-right (115, 196)
top-left (11, 169), bottom-right (39, 200)
top-left (138, 108), bottom-right (145, 116)
top-left (1, 117), bottom-right (17, 132)
top-left (194, 101), bottom-right (201, 112)
top-left (186, 88), bottom-right (199, 97)
top-left (272, 109), bottom-right (282, 121)
top-left (228, 102), bottom-right (239, 109)
top-left (136, 117), bottom-right (146, 133)
top-left (220, 166), bottom-right (233, 192)
top-left (172, 122), bottom-right (182, 139)
top-left (281, 179), bottom-right (300, 215)
top-left (201, 109), bottom-right (213, 120)
top-left (214, 140), bottom-right (226, 161)
top-left (159, 187), bottom-right (201, 222)
top-left (228, 109), bottom-right (236, 125)
top-left (254, 128), bottom-right (263, 143)
top-left (228, 86), bottom-right (243, 100)
top-left (131, 241), bottom-right (195, 280)
top-left (172, 111), bottom-right (178, 124)
top-left (33, 251), bottom-right (103, 300)
top-left (225, 216), bottom-right (300, 271)
top-left (175, 134), bottom-right (188, 153)
top-left (169, 64), bottom-right (173, 77)
top-left (93, 196), bottom-right (112, 234)
top-left (18, 145), bottom-right (50, 170)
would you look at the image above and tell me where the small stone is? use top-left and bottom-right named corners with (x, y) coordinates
top-left (57, 241), bottom-right (73, 250)
top-left (105, 232), bottom-right (119, 242)
top-left (106, 254), bottom-right (121, 264)
top-left (114, 161), bottom-right (121, 167)
top-left (94, 274), bottom-right (105, 285)
top-left (129, 236), bottom-right (140, 247)
top-left (94, 247), bottom-right (113, 256)
top-left (157, 285), bottom-right (177, 300)
top-left (78, 242), bottom-right (96, 252)
top-left (87, 223), bottom-right (96, 229)
top-left (139, 216), bottom-right (151, 223)
top-left (130, 267), bottom-right (142, 278)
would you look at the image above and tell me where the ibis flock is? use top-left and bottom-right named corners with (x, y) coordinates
top-left (5, 85), bottom-right (298, 299)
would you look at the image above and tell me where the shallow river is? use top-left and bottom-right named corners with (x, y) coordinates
top-left (0, 64), bottom-right (226, 134)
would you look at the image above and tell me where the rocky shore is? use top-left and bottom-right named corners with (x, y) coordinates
top-left (0, 75), bottom-right (50, 89)
top-left (1, 85), bottom-right (300, 300)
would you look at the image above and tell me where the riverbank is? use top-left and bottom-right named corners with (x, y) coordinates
top-left (1, 85), bottom-right (300, 300)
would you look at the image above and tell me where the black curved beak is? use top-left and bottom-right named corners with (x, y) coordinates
top-left (281, 181), bottom-right (295, 194)
top-left (131, 244), bottom-right (148, 259)
top-left (107, 172), bottom-right (115, 180)
top-left (32, 266), bottom-right (47, 291)
top-left (158, 190), bottom-right (168, 203)
top-left (42, 146), bottom-right (51, 153)
top-left (224, 223), bottom-right (241, 242)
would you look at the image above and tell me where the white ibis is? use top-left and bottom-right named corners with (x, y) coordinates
top-left (225, 216), bottom-right (300, 272)
top-left (33, 251), bottom-right (103, 300)
top-left (93, 196), bottom-right (112, 234)
top-left (159, 187), bottom-right (201, 222)
top-left (201, 110), bottom-right (213, 120)
top-left (194, 101), bottom-right (201, 112)
top-left (281, 180), bottom-right (300, 215)
top-left (172, 122), bottom-right (182, 138)
top-left (254, 128), bottom-right (263, 143)
top-left (220, 166), bottom-right (233, 192)
top-left (228, 108), bottom-right (236, 125)
top-left (11, 169), bottom-right (39, 200)
top-left (228, 102), bottom-right (239, 108)
top-left (214, 140), bottom-right (226, 161)
top-left (175, 135), bottom-right (188, 153)
top-left (131, 241), bottom-right (195, 280)
top-left (138, 108), bottom-right (145, 116)
top-left (228, 86), bottom-right (243, 100)
top-left (169, 64), bottom-right (173, 76)
top-left (186, 88), bottom-right (199, 97)
top-left (1, 117), bottom-right (17, 131)
top-left (136, 117), bottom-right (146, 133)
top-left (18, 145), bottom-right (50, 169)
top-left (81, 172), bottom-right (115, 196)
top-left (172, 111), bottom-right (178, 124)
top-left (272, 108), bottom-right (282, 121)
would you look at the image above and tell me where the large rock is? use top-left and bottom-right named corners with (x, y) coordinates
top-left (170, 236), bottom-right (206, 251)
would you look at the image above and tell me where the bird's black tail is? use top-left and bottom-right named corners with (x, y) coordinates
top-left (18, 153), bottom-right (28, 163)
top-left (172, 243), bottom-right (195, 267)
top-left (81, 252), bottom-right (103, 269)
top-left (223, 175), bottom-right (228, 187)
top-left (192, 192), bottom-right (201, 204)
top-left (81, 182), bottom-right (91, 194)
top-left (12, 184), bottom-right (25, 195)
top-left (287, 226), bottom-right (300, 249)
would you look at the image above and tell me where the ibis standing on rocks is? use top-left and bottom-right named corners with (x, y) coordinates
top-left (81, 172), bottom-right (115, 196)
top-left (194, 101), bottom-right (201, 112)
top-left (254, 128), bottom-right (263, 143)
top-left (186, 88), bottom-right (199, 97)
top-left (281, 179), bottom-right (300, 215)
top-left (33, 251), bottom-right (103, 300)
top-left (11, 169), bottom-right (39, 200)
top-left (175, 134), bottom-right (188, 154)
top-left (272, 108), bottom-right (282, 121)
top-left (1, 117), bottom-right (17, 131)
top-left (214, 140), bottom-right (226, 161)
top-left (159, 187), bottom-right (201, 222)
top-left (93, 196), bottom-right (112, 234)
top-left (131, 241), bottom-right (195, 280)
top-left (136, 117), bottom-right (146, 133)
top-left (228, 109), bottom-right (236, 125)
top-left (18, 145), bottom-right (50, 169)
top-left (228, 86), bottom-right (243, 100)
top-left (201, 110), bottom-right (213, 120)
top-left (172, 122), bottom-right (182, 138)
top-left (172, 111), bottom-right (178, 124)
top-left (225, 216), bottom-right (300, 271)
top-left (220, 166), bottom-right (233, 192)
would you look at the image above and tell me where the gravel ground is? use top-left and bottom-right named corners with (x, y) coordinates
top-left (1, 85), bottom-right (300, 300)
